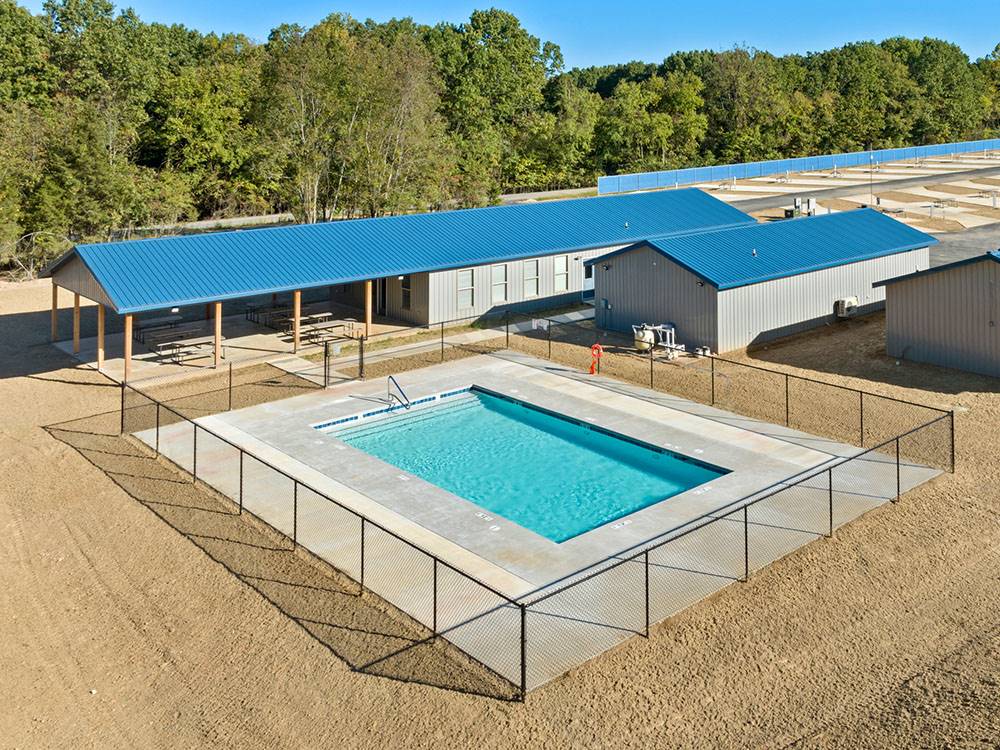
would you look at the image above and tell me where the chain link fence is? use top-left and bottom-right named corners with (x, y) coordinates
top-left (119, 308), bottom-right (954, 696)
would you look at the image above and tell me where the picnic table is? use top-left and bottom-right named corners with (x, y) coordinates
top-left (155, 334), bottom-right (220, 363)
top-left (133, 314), bottom-right (183, 342)
top-left (144, 324), bottom-right (209, 352)
top-left (304, 319), bottom-right (353, 344)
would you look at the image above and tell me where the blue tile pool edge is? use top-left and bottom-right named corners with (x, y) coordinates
top-left (314, 383), bottom-right (729, 478)
top-left (310, 386), bottom-right (472, 431)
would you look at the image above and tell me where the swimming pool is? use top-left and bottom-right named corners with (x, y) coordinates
top-left (333, 387), bottom-right (727, 543)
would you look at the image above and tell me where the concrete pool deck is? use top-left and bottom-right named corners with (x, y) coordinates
top-left (133, 352), bottom-right (941, 691)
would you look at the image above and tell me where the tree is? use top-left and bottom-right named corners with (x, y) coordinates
top-left (257, 18), bottom-right (356, 223)
top-left (338, 27), bottom-right (456, 216)
top-left (425, 9), bottom-right (560, 200)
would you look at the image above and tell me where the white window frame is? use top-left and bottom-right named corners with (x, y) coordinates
top-left (456, 268), bottom-right (475, 309)
top-left (554, 255), bottom-right (569, 292)
top-left (523, 259), bottom-right (540, 298)
top-left (491, 264), bottom-right (508, 303)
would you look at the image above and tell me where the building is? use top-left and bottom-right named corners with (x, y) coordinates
top-left (875, 251), bottom-right (1000, 377)
top-left (586, 209), bottom-right (936, 353)
top-left (43, 188), bottom-right (754, 379)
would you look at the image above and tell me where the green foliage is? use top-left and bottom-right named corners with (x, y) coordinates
top-left (1, 0), bottom-right (999, 275)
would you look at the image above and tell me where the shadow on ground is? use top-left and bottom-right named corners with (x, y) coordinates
top-left (45, 408), bottom-right (521, 702)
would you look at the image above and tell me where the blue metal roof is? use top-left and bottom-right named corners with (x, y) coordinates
top-left (874, 249), bottom-right (1000, 287)
top-left (587, 209), bottom-right (937, 290)
top-left (45, 188), bottom-right (754, 313)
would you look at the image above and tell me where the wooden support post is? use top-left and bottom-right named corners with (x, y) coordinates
top-left (50, 283), bottom-right (59, 341)
top-left (364, 279), bottom-right (373, 338)
top-left (96, 304), bottom-right (105, 370)
top-left (213, 301), bottom-right (222, 368)
top-left (123, 314), bottom-right (133, 383)
top-left (72, 293), bottom-right (81, 354)
top-left (292, 290), bottom-right (301, 353)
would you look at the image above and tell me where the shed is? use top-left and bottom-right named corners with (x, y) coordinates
top-left (587, 209), bottom-right (937, 353)
top-left (874, 251), bottom-right (1000, 377)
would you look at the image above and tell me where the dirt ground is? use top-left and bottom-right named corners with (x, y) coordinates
top-left (2, 280), bottom-right (999, 749)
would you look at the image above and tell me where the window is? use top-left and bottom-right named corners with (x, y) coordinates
top-left (523, 259), bottom-right (539, 298)
top-left (457, 268), bottom-right (474, 309)
top-left (554, 255), bottom-right (569, 292)
top-left (401, 275), bottom-right (412, 310)
top-left (491, 264), bottom-right (508, 303)
top-left (585, 264), bottom-right (593, 280)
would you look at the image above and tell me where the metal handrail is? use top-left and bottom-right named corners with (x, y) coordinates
top-left (387, 375), bottom-right (410, 409)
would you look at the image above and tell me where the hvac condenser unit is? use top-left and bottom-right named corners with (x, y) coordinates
top-left (834, 296), bottom-right (859, 319)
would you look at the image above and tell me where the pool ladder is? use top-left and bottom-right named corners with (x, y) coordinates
top-left (387, 375), bottom-right (411, 409)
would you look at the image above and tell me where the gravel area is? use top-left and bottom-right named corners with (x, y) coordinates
top-left (2, 281), bottom-right (998, 749)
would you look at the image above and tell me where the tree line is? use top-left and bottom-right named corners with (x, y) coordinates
top-left (1, 0), bottom-right (999, 274)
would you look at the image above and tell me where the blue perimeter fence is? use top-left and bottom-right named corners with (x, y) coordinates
top-left (597, 138), bottom-right (1000, 195)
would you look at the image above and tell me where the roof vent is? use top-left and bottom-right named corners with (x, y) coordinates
top-left (751, 248), bottom-right (757, 257)
top-left (624, 221), bottom-right (629, 229)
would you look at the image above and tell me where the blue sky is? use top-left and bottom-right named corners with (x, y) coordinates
top-left (21, 0), bottom-right (1000, 67)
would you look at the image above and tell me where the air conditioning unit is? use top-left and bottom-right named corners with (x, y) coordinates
top-left (834, 296), bottom-right (859, 319)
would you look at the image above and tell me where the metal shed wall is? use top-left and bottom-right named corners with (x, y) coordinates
top-left (884, 260), bottom-right (1000, 377)
top-left (50, 255), bottom-right (115, 309)
top-left (426, 246), bottom-right (616, 324)
top-left (328, 273), bottom-right (431, 325)
top-left (592, 245), bottom-right (718, 350)
top-left (716, 247), bottom-right (929, 352)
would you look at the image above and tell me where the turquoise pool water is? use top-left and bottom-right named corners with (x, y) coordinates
top-left (335, 388), bottom-right (727, 543)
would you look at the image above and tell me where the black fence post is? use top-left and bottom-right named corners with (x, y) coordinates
top-left (360, 517), bottom-right (366, 590)
top-left (859, 391), bottom-right (865, 447)
top-left (440, 321), bottom-right (445, 363)
top-left (192, 425), bottom-right (198, 483)
top-left (359, 336), bottom-right (366, 380)
top-left (155, 402), bottom-right (160, 456)
top-left (827, 468), bottom-right (833, 537)
top-left (743, 505), bottom-right (749, 582)
top-left (323, 340), bottom-right (329, 388)
top-left (784, 373), bottom-right (790, 426)
top-left (238, 450), bottom-right (244, 514)
top-left (644, 551), bottom-right (650, 637)
top-left (895, 437), bottom-right (901, 502)
top-left (950, 410), bottom-right (956, 473)
top-left (547, 320), bottom-right (552, 359)
top-left (119, 382), bottom-right (125, 435)
top-left (432, 559), bottom-right (438, 636)
top-left (710, 356), bottom-right (716, 406)
top-left (520, 604), bottom-right (527, 702)
top-left (228, 362), bottom-right (233, 411)
top-left (505, 312), bottom-right (510, 349)
top-left (293, 481), bottom-right (298, 546)
top-left (649, 346), bottom-right (654, 389)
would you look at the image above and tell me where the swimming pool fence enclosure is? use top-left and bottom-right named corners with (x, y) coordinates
top-left (597, 137), bottom-right (1000, 195)
top-left (121, 314), bottom-right (954, 697)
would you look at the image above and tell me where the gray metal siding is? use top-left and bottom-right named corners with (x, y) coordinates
top-left (592, 245), bottom-right (718, 350)
top-left (885, 260), bottom-right (1000, 377)
top-left (716, 247), bottom-right (929, 352)
top-left (425, 246), bottom-right (619, 324)
top-left (51, 255), bottom-right (116, 309)
top-left (385, 272), bottom-right (430, 325)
